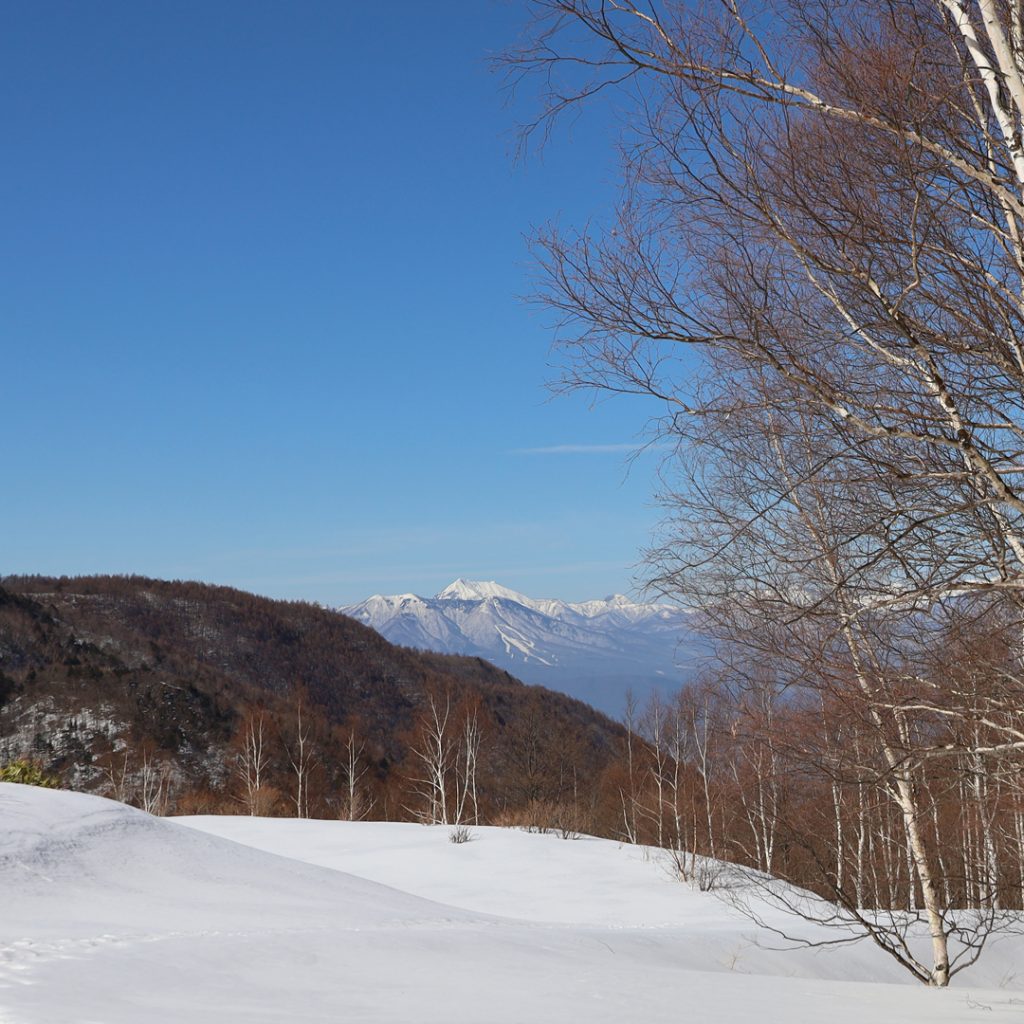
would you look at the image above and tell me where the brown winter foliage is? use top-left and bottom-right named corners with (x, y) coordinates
top-left (0, 575), bottom-right (621, 824)
top-left (503, 0), bottom-right (1024, 985)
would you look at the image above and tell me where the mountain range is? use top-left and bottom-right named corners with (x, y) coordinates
top-left (340, 579), bottom-right (705, 715)
top-left (0, 575), bottom-right (621, 813)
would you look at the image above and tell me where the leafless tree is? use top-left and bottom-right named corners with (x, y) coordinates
top-left (138, 747), bottom-right (173, 816)
top-left (405, 688), bottom-right (483, 826)
top-left (507, 0), bottom-right (1024, 637)
top-left (668, 378), bottom-right (1015, 984)
top-left (236, 708), bottom-right (271, 817)
top-left (284, 694), bottom-right (313, 819)
top-left (99, 747), bottom-right (132, 805)
top-left (406, 690), bottom-right (457, 824)
top-left (508, 0), bottom-right (1024, 985)
top-left (455, 699), bottom-right (482, 826)
top-left (619, 690), bottom-right (642, 843)
top-left (338, 722), bottom-right (373, 822)
top-left (97, 742), bottom-right (172, 814)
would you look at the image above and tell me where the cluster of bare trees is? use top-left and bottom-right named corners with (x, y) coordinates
top-left (232, 701), bottom-right (376, 820)
top-left (230, 689), bottom-right (486, 826)
top-left (98, 743), bottom-right (176, 816)
top-left (612, 660), bottom-right (1024, 983)
top-left (404, 689), bottom-right (483, 825)
top-left (508, 0), bottom-right (1024, 986)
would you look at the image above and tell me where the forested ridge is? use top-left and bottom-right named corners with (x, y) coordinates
top-left (0, 574), bottom-right (621, 823)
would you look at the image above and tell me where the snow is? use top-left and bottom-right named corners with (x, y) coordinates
top-left (434, 579), bottom-right (534, 605)
top-left (3, 783), bottom-right (1023, 1023)
top-left (340, 579), bottom-right (704, 713)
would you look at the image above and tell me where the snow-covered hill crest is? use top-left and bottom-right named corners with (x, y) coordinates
top-left (340, 579), bottom-right (705, 714)
top-left (4, 783), bottom-right (1022, 1024)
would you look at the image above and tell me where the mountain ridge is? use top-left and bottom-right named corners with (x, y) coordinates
top-left (0, 574), bottom-right (623, 816)
top-left (341, 579), bottom-right (704, 714)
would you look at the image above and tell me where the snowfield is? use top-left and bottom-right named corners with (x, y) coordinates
top-left (2, 784), bottom-right (1022, 1023)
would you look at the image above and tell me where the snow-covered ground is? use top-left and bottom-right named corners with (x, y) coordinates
top-left (2, 784), bottom-right (1022, 1023)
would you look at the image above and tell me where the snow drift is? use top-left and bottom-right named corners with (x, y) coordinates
top-left (1, 783), bottom-right (1021, 1023)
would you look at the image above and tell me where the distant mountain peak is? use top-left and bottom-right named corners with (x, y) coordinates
top-left (435, 579), bottom-right (531, 604)
top-left (340, 580), bottom-right (704, 715)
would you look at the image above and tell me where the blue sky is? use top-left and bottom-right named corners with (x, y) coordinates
top-left (4, 1), bottom-right (675, 605)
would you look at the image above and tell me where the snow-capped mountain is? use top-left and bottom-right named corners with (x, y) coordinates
top-left (340, 579), bottom-right (705, 715)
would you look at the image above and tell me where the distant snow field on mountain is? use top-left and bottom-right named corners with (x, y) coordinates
top-left (341, 579), bottom-right (707, 714)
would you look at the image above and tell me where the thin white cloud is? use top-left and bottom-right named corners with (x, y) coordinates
top-left (513, 443), bottom-right (639, 455)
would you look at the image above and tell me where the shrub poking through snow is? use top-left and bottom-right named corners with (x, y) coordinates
top-left (0, 759), bottom-right (61, 788)
top-left (448, 824), bottom-right (473, 844)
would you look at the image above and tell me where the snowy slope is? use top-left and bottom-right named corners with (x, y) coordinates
top-left (3, 784), bottom-right (1023, 1024)
top-left (340, 579), bottom-right (706, 714)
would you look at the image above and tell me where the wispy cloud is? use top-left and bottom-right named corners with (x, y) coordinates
top-left (512, 443), bottom-right (639, 455)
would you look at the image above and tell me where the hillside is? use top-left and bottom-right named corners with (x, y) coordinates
top-left (2, 783), bottom-right (1020, 1024)
top-left (0, 575), bottom-right (622, 819)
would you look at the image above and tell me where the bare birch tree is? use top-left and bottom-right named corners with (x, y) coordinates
top-left (338, 723), bottom-right (372, 822)
top-left (507, 0), bottom-right (1024, 643)
top-left (455, 699), bottom-right (483, 826)
top-left (284, 694), bottom-right (314, 819)
top-left (507, 0), bottom-right (1024, 985)
top-left (405, 688), bottom-right (484, 826)
top-left (236, 708), bottom-right (271, 817)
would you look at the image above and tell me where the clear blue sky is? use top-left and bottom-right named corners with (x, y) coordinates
top-left (4, 1), bottom-right (675, 605)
